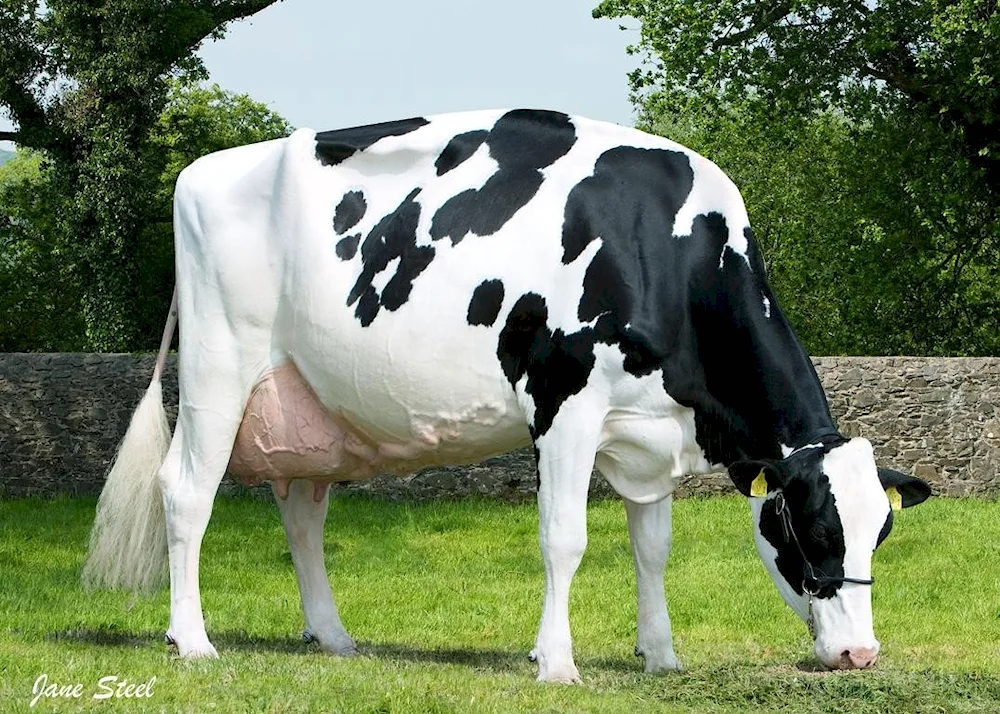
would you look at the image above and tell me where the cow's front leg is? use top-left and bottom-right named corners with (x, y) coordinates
top-left (273, 479), bottom-right (356, 655)
top-left (624, 495), bottom-right (681, 672)
top-left (530, 418), bottom-right (598, 683)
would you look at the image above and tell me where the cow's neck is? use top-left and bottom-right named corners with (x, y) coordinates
top-left (673, 247), bottom-right (839, 467)
top-left (711, 307), bottom-right (836, 463)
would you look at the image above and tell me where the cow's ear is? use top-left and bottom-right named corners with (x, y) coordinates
top-left (877, 468), bottom-right (932, 510)
top-left (728, 460), bottom-right (785, 499)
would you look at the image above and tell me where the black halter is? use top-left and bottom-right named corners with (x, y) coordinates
top-left (773, 491), bottom-right (875, 596)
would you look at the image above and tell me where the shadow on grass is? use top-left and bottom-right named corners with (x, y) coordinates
top-left (46, 627), bottom-right (161, 649)
top-left (46, 628), bottom-right (528, 671)
top-left (792, 657), bottom-right (830, 673)
top-left (213, 633), bottom-right (532, 668)
top-left (360, 642), bottom-right (526, 671)
top-left (46, 627), bottom-right (308, 655)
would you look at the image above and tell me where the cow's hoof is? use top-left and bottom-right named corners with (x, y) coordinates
top-left (645, 658), bottom-right (683, 674)
top-left (305, 629), bottom-right (357, 656)
top-left (319, 638), bottom-right (358, 657)
top-left (635, 643), bottom-right (681, 672)
top-left (181, 646), bottom-right (219, 659)
top-left (537, 670), bottom-right (582, 685)
top-left (536, 659), bottom-right (581, 684)
top-left (176, 639), bottom-right (219, 659)
top-left (639, 651), bottom-right (682, 673)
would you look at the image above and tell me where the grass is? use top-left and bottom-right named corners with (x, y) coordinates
top-left (0, 493), bottom-right (998, 713)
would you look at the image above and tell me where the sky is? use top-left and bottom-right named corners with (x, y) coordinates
top-left (0, 1), bottom-right (643, 151)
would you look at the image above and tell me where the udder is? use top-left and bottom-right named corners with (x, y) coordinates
top-left (227, 362), bottom-right (385, 499)
top-left (226, 362), bottom-right (524, 501)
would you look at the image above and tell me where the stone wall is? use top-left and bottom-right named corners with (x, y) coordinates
top-left (817, 357), bottom-right (999, 497)
top-left (0, 354), bottom-right (997, 500)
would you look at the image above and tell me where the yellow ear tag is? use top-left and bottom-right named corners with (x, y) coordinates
top-left (750, 470), bottom-right (768, 498)
top-left (886, 486), bottom-right (903, 512)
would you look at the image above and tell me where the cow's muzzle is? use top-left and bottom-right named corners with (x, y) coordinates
top-left (837, 647), bottom-right (879, 670)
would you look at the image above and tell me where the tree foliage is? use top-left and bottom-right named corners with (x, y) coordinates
top-left (0, 81), bottom-right (291, 351)
top-left (595, 0), bottom-right (1000, 356)
top-left (0, 150), bottom-right (84, 350)
top-left (594, 0), bottom-right (999, 181)
top-left (0, 0), bottom-right (282, 350)
top-left (647, 104), bottom-right (1000, 356)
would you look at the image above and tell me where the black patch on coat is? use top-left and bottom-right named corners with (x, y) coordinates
top-left (467, 279), bottom-right (505, 327)
top-left (756, 447), bottom-right (848, 598)
top-left (497, 292), bottom-right (596, 437)
top-left (354, 285), bottom-right (380, 327)
top-left (430, 110), bottom-right (577, 245)
top-left (346, 188), bottom-right (435, 326)
top-left (435, 130), bottom-right (489, 176)
top-left (335, 234), bottom-right (361, 260)
top-left (562, 146), bottom-right (695, 267)
top-left (315, 117), bottom-right (430, 166)
top-left (560, 145), bottom-right (836, 465)
top-left (334, 191), bottom-right (367, 234)
top-left (533, 444), bottom-right (542, 491)
top-left (876, 511), bottom-right (893, 548)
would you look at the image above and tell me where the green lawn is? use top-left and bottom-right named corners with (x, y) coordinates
top-left (1, 493), bottom-right (998, 713)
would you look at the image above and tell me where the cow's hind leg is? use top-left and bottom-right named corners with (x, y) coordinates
top-left (624, 495), bottom-right (681, 672)
top-left (160, 348), bottom-right (253, 658)
top-left (530, 411), bottom-right (601, 683)
top-left (273, 480), bottom-right (356, 655)
top-left (159, 419), bottom-right (227, 658)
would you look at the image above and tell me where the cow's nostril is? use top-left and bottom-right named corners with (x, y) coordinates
top-left (839, 650), bottom-right (853, 669)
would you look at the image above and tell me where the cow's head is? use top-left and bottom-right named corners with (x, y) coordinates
top-left (728, 437), bottom-right (930, 670)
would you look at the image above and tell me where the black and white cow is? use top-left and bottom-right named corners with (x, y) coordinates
top-left (83, 109), bottom-right (930, 682)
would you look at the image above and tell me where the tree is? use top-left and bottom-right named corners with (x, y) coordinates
top-left (0, 80), bottom-right (291, 351)
top-left (0, 0), bottom-right (283, 350)
top-left (135, 80), bottom-right (292, 348)
top-left (593, 0), bottom-right (999, 183)
top-left (647, 103), bottom-right (1000, 356)
top-left (0, 149), bottom-right (85, 351)
top-left (594, 0), bottom-right (1000, 356)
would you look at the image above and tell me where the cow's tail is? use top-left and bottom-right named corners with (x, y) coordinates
top-left (82, 288), bottom-right (178, 593)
